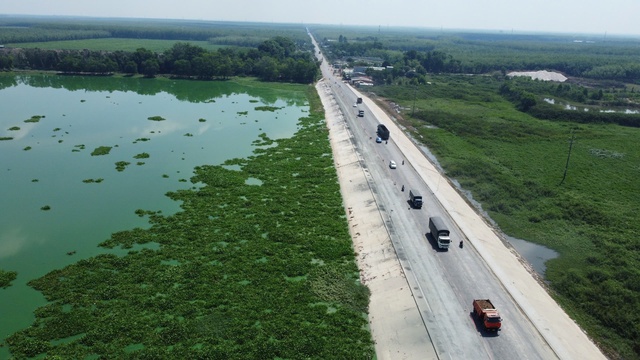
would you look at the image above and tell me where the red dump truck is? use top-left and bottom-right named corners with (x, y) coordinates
top-left (472, 299), bottom-right (502, 331)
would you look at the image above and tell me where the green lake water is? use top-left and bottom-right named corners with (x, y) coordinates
top-left (0, 74), bottom-right (307, 349)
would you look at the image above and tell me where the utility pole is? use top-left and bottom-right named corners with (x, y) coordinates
top-left (411, 85), bottom-right (417, 117)
top-left (559, 130), bottom-right (575, 186)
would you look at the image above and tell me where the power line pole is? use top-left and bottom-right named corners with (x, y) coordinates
top-left (411, 85), bottom-right (417, 117)
top-left (559, 130), bottom-right (575, 186)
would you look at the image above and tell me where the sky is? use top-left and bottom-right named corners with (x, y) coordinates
top-left (3, 0), bottom-right (640, 36)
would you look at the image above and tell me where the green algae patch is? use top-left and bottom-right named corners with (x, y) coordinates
top-left (8, 126), bottom-right (20, 131)
top-left (254, 106), bottom-right (282, 112)
top-left (82, 178), bottom-right (104, 184)
top-left (24, 115), bottom-right (45, 123)
top-left (133, 153), bottom-right (150, 159)
top-left (6, 85), bottom-right (374, 359)
top-left (0, 137), bottom-right (13, 141)
top-left (147, 116), bottom-right (165, 121)
top-left (91, 146), bottom-right (112, 156)
top-left (40, 205), bottom-right (51, 211)
top-left (114, 161), bottom-right (130, 172)
top-left (0, 269), bottom-right (18, 289)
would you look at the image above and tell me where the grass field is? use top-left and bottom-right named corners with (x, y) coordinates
top-left (371, 74), bottom-right (640, 359)
top-left (5, 38), bottom-right (227, 52)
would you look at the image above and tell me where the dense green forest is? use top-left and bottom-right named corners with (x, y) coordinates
top-left (313, 25), bottom-right (640, 83)
top-left (0, 38), bottom-right (318, 83)
top-left (0, 16), bottom-right (312, 47)
top-left (0, 17), bottom-right (318, 83)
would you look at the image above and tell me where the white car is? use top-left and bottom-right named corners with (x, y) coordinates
top-left (353, 103), bottom-right (357, 107)
top-left (389, 160), bottom-right (397, 169)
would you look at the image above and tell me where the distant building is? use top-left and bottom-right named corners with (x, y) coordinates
top-left (351, 76), bottom-right (374, 87)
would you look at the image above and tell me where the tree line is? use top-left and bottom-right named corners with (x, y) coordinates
top-left (0, 17), bottom-right (312, 49)
top-left (323, 35), bottom-right (640, 83)
top-left (0, 37), bottom-right (319, 84)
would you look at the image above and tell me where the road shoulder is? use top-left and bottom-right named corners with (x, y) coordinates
top-left (317, 80), bottom-right (438, 359)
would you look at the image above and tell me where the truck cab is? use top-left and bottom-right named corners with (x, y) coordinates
top-left (473, 299), bottom-right (502, 331)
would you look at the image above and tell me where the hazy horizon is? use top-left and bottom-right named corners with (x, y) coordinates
top-left (2, 0), bottom-right (640, 36)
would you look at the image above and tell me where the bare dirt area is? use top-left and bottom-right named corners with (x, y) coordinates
top-left (507, 70), bottom-right (568, 82)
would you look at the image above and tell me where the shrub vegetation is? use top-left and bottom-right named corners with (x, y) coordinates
top-left (371, 73), bottom-right (640, 359)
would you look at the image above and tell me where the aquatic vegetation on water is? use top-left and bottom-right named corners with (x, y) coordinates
top-left (6, 86), bottom-right (374, 359)
top-left (147, 116), bottom-right (165, 121)
top-left (24, 115), bottom-right (45, 123)
top-left (133, 153), bottom-right (150, 159)
top-left (8, 126), bottom-right (20, 131)
top-left (0, 137), bottom-right (13, 141)
top-left (91, 146), bottom-right (112, 156)
top-left (114, 161), bottom-right (130, 172)
top-left (40, 205), bottom-right (51, 211)
top-left (0, 270), bottom-right (17, 289)
top-left (254, 106), bottom-right (283, 112)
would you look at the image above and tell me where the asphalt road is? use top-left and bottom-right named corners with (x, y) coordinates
top-left (311, 34), bottom-right (559, 359)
